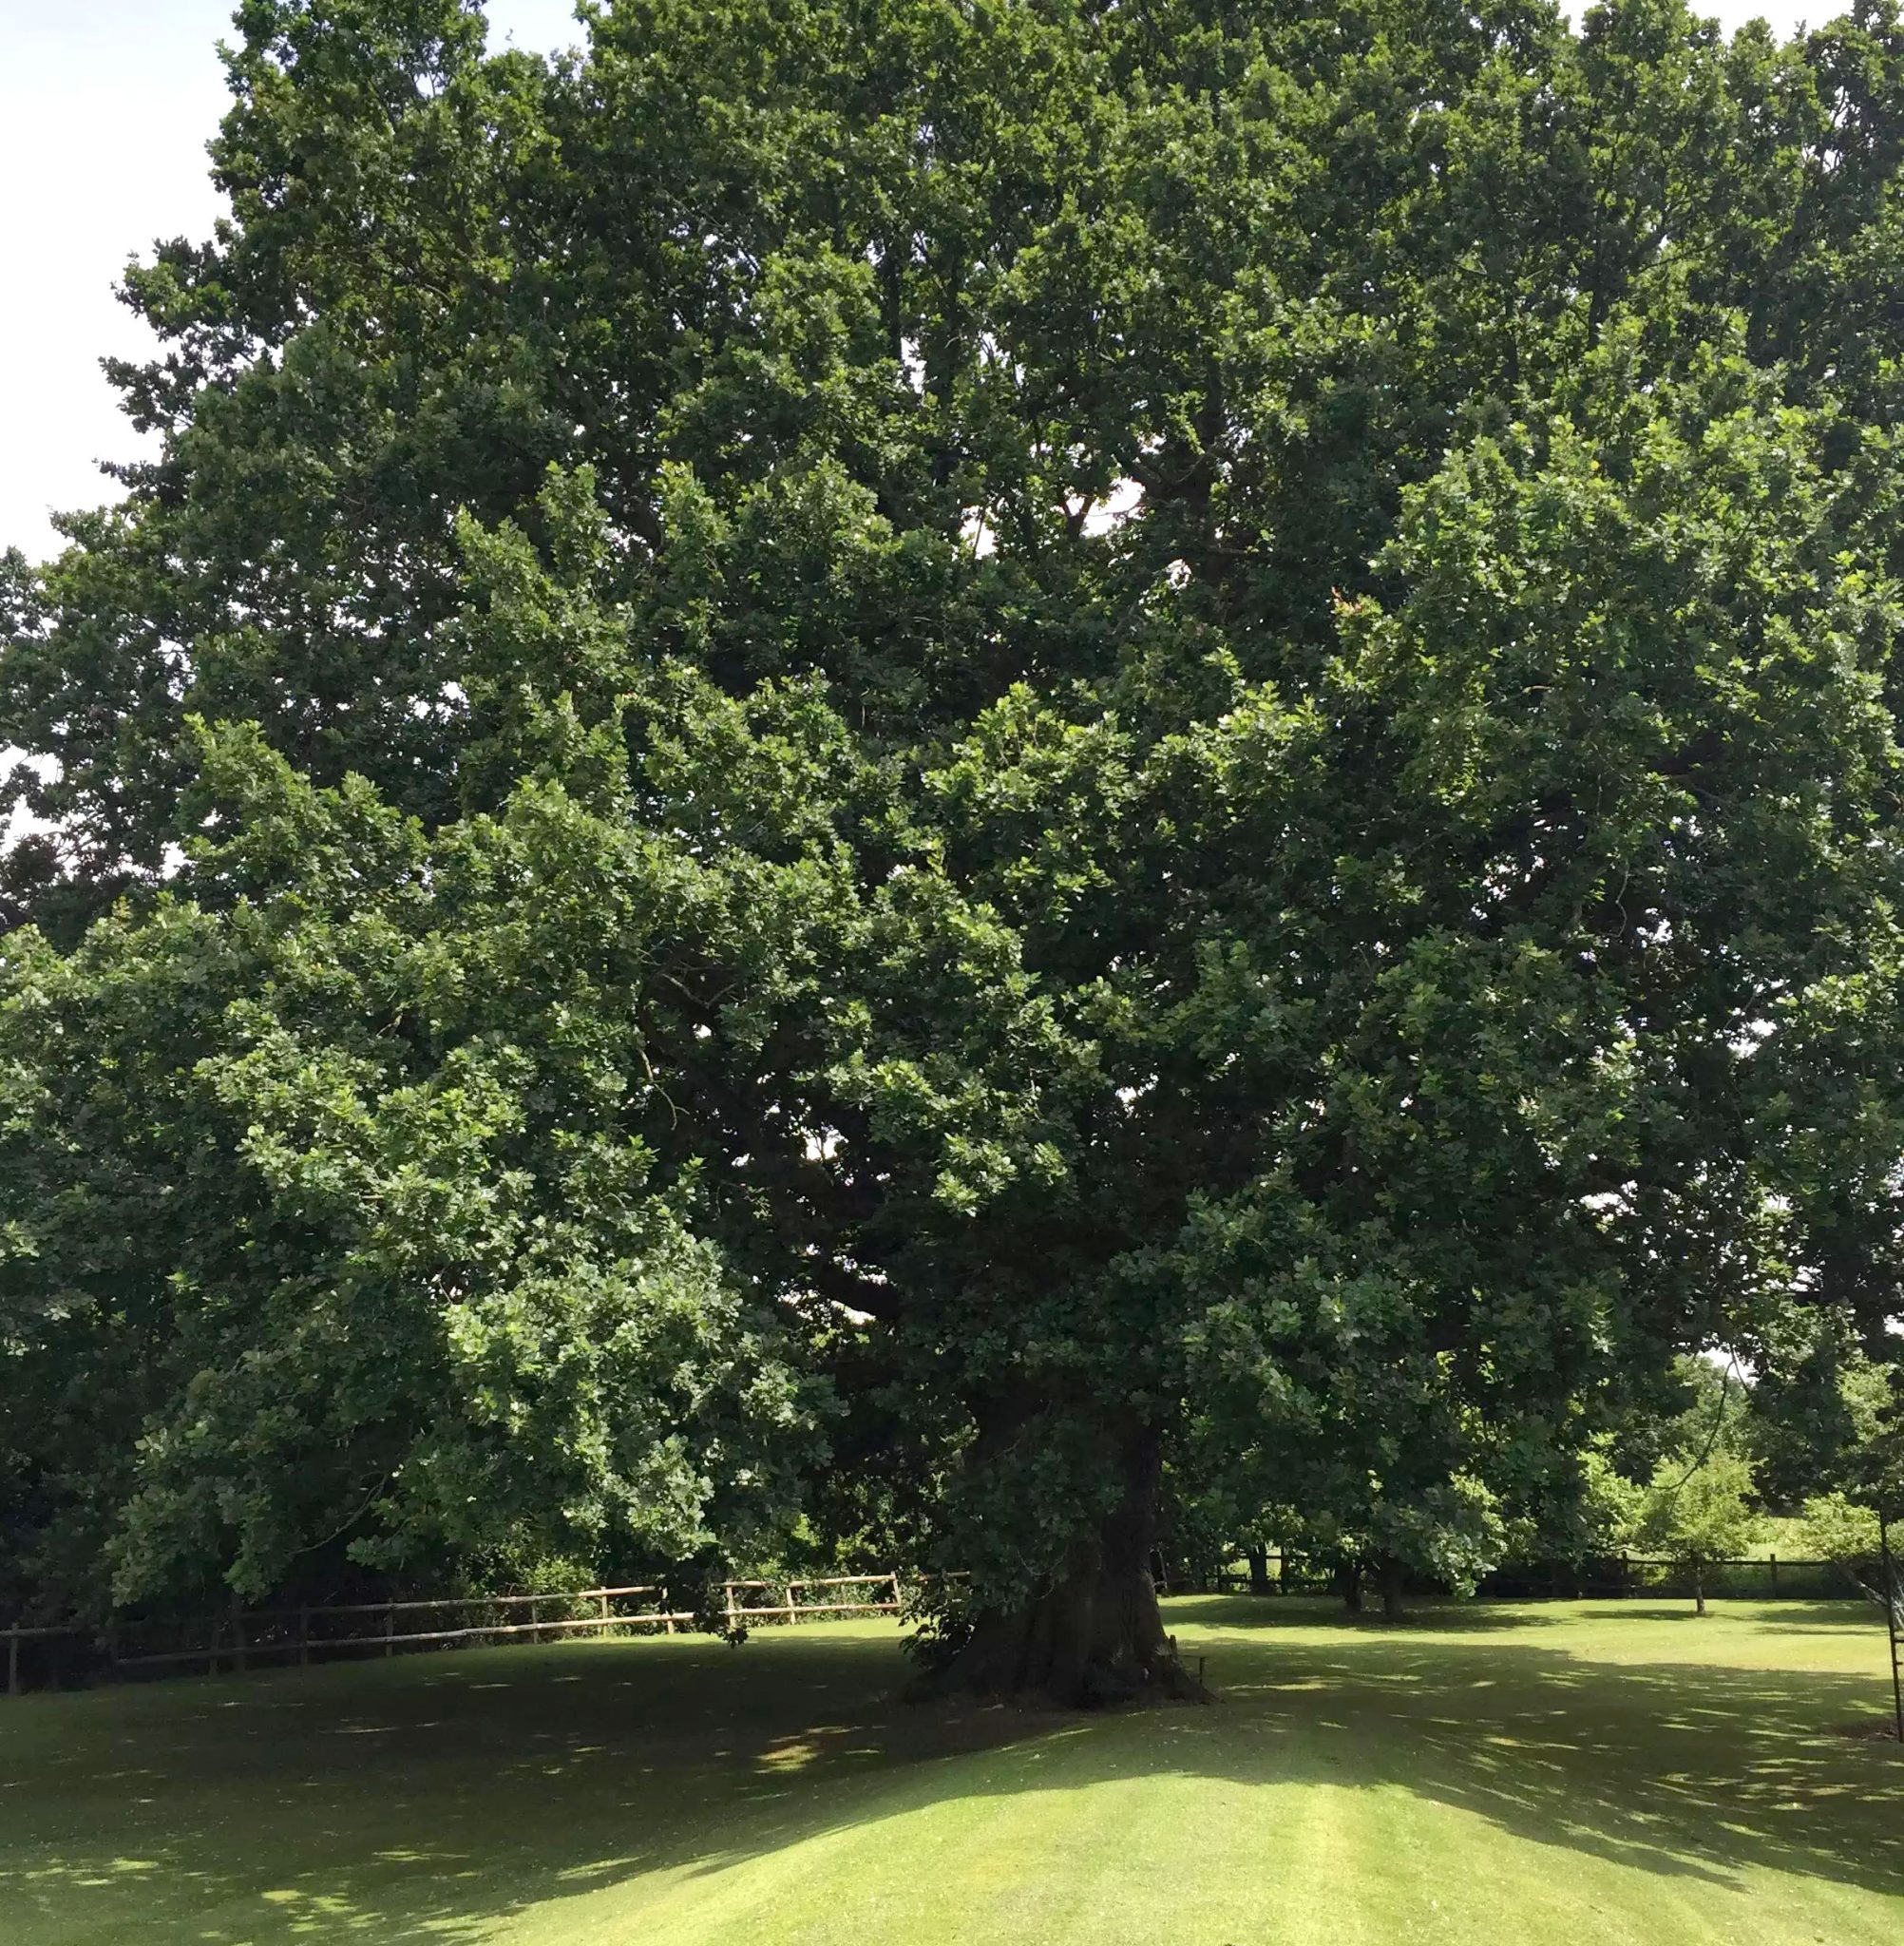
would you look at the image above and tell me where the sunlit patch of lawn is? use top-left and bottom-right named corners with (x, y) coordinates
top-left (2, 1598), bottom-right (1899, 1944)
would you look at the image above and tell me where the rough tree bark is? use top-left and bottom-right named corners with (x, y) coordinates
top-left (1247, 1544), bottom-right (1271, 1596)
top-left (915, 1420), bottom-right (1213, 1708)
top-left (1376, 1553), bottom-right (1405, 1621)
top-left (1333, 1558), bottom-right (1363, 1613)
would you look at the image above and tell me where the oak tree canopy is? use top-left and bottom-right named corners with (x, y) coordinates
top-left (7, 0), bottom-right (1904, 1702)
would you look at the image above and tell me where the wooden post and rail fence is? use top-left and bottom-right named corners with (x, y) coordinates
top-left (15, 1557), bottom-right (1895, 1712)
top-left (5, 1572), bottom-right (912, 1697)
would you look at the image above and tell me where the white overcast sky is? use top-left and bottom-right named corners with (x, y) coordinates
top-left (0, 0), bottom-right (583, 566)
top-left (0, 0), bottom-right (1828, 566)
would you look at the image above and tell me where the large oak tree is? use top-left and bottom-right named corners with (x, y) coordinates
top-left (7, 0), bottom-right (1904, 1702)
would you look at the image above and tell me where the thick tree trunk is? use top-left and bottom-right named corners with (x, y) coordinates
top-left (1693, 1558), bottom-right (1706, 1617)
top-left (1247, 1545), bottom-right (1271, 1597)
top-left (1334, 1558), bottom-right (1363, 1612)
top-left (917, 1422), bottom-right (1212, 1708)
top-left (1377, 1553), bottom-right (1405, 1621)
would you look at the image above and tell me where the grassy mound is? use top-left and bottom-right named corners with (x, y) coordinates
top-left (3, 1597), bottom-right (1900, 1944)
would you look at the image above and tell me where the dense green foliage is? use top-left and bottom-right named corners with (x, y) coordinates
top-left (7, 0), bottom-right (1904, 1688)
top-left (1628, 1445), bottom-right (1762, 1612)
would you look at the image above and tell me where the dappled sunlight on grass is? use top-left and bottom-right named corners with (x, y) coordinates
top-left (2, 1601), bottom-right (1900, 1944)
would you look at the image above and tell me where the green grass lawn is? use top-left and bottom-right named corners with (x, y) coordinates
top-left (4, 1597), bottom-right (1900, 1945)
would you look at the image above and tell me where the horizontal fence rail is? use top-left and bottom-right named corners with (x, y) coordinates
top-left (16, 1556), bottom-right (1862, 1694)
top-left (5, 1574), bottom-right (914, 1697)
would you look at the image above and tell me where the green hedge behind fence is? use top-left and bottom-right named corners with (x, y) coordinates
top-left (1205, 1555), bottom-right (1866, 1602)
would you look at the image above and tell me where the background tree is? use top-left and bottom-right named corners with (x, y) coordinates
top-left (1748, 1318), bottom-right (1892, 1509)
top-left (1801, 1490), bottom-right (1884, 1570)
top-left (1629, 1449), bottom-right (1763, 1616)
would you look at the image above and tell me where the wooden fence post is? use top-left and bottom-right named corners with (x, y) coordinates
top-left (1769, 1553), bottom-right (1779, 1596)
top-left (3, 1566), bottom-right (948, 1697)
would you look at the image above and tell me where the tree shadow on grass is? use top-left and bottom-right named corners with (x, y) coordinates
top-left (1744, 1599), bottom-right (1895, 1633)
top-left (1161, 1593), bottom-right (1576, 1633)
top-left (5, 1607), bottom-right (1903, 1944)
top-left (1197, 1637), bottom-right (1904, 1888)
